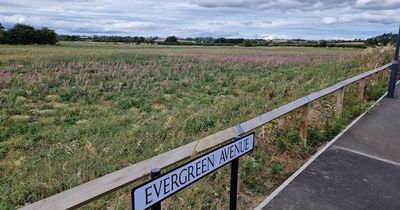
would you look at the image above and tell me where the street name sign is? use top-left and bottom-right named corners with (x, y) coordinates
top-left (131, 132), bottom-right (255, 210)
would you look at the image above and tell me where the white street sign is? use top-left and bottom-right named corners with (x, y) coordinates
top-left (132, 133), bottom-right (255, 210)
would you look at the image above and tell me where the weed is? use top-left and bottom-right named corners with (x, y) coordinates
top-left (0, 43), bottom-right (390, 209)
top-left (275, 130), bottom-right (301, 153)
top-left (271, 161), bottom-right (285, 175)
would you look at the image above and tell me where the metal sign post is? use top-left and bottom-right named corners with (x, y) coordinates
top-left (150, 168), bottom-right (161, 210)
top-left (388, 25), bottom-right (400, 98)
top-left (229, 125), bottom-right (245, 210)
top-left (229, 151), bottom-right (239, 210)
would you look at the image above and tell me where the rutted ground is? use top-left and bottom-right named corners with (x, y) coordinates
top-left (0, 44), bottom-right (391, 209)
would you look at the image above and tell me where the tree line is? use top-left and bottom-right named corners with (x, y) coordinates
top-left (0, 23), bottom-right (57, 45)
top-left (364, 33), bottom-right (397, 46)
top-left (0, 22), bottom-right (396, 48)
top-left (58, 35), bottom-right (159, 44)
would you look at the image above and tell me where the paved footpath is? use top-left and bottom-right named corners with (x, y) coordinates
top-left (258, 92), bottom-right (400, 210)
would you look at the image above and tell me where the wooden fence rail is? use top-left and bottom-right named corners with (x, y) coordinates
top-left (20, 62), bottom-right (393, 210)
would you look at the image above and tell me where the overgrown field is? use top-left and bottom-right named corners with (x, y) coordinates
top-left (0, 43), bottom-right (392, 209)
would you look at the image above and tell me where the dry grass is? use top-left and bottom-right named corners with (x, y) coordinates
top-left (0, 43), bottom-right (391, 209)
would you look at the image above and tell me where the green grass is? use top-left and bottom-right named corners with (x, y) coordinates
top-left (0, 43), bottom-right (391, 209)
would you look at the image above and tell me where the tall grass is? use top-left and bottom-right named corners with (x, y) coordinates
top-left (0, 43), bottom-right (391, 209)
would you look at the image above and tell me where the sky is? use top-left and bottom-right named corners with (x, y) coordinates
top-left (0, 0), bottom-right (399, 40)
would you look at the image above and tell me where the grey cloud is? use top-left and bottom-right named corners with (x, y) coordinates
top-left (207, 21), bottom-right (225, 25)
top-left (0, 13), bottom-right (158, 35)
top-left (0, 2), bottom-right (26, 8)
top-left (354, 0), bottom-right (400, 10)
top-left (191, 0), bottom-right (353, 10)
top-left (191, 0), bottom-right (264, 8)
top-left (0, 0), bottom-right (398, 39)
top-left (241, 21), bottom-right (252, 25)
top-left (191, 0), bottom-right (399, 11)
top-left (321, 9), bottom-right (400, 25)
top-left (344, 15), bottom-right (400, 25)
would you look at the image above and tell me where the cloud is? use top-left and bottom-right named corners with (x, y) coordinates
top-left (106, 22), bottom-right (157, 31)
top-left (190, 0), bottom-right (303, 10)
top-left (2, 15), bottom-right (27, 24)
top-left (0, 0), bottom-right (399, 39)
top-left (319, 10), bottom-right (400, 25)
top-left (0, 14), bottom-right (158, 35)
top-left (355, 0), bottom-right (400, 9)
top-left (190, 0), bottom-right (400, 13)
top-left (263, 34), bottom-right (289, 40)
top-left (0, 15), bottom-right (44, 27)
top-left (322, 17), bottom-right (338, 24)
top-left (190, 0), bottom-right (352, 10)
top-left (341, 12), bottom-right (400, 24)
top-left (191, 0), bottom-right (262, 8)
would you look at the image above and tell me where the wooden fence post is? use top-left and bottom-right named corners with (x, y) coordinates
top-left (384, 68), bottom-right (391, 78)
top-left (299, 103), bottom-right (310, 147)
top-left (372, 72), bottom-right (378, 81)
top-left (377, 71), bottom-right (383, 81)
top-left (358, 79), bottom-right (365, 101)
top-left (335, 87), bottom-right (344, 116)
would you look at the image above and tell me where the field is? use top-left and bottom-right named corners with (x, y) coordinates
top-left (0, 43), bottom-right (391, 209)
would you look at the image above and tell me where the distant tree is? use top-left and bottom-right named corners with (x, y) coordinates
top-left (146, 36), bottom-right (158, 44)
top-left (58, 35), bottom-right (80, 41)
top-left (2, 24), bottom-right (58, 45)
top-left (242, 40), bottom-right (253, 47)
top-left (214, 38), bottom-right (244, 44)
top-left (165, 36), bottom-right (178, 43)
top-left (7, 24), bottom-right (36, 44)
top-left (365, 38), bottom-right (378, 46)
top-left (389, 34), bottom-right (398, 45)
top-left (318, 40), bottom-right (328, 47)
top-left (0, 23), bottom-right (5, 44)
top-left (214, 38), bottom-right (226, 43)
top-left (193, 37), bottom-right (214, 43)
top-left (36, 27), bottom-right (57, 45)
top-left (364, 33), bottom-right (397, 47)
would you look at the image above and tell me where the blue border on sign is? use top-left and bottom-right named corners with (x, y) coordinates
top-left (131, 132), bottom-right (255, 210)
